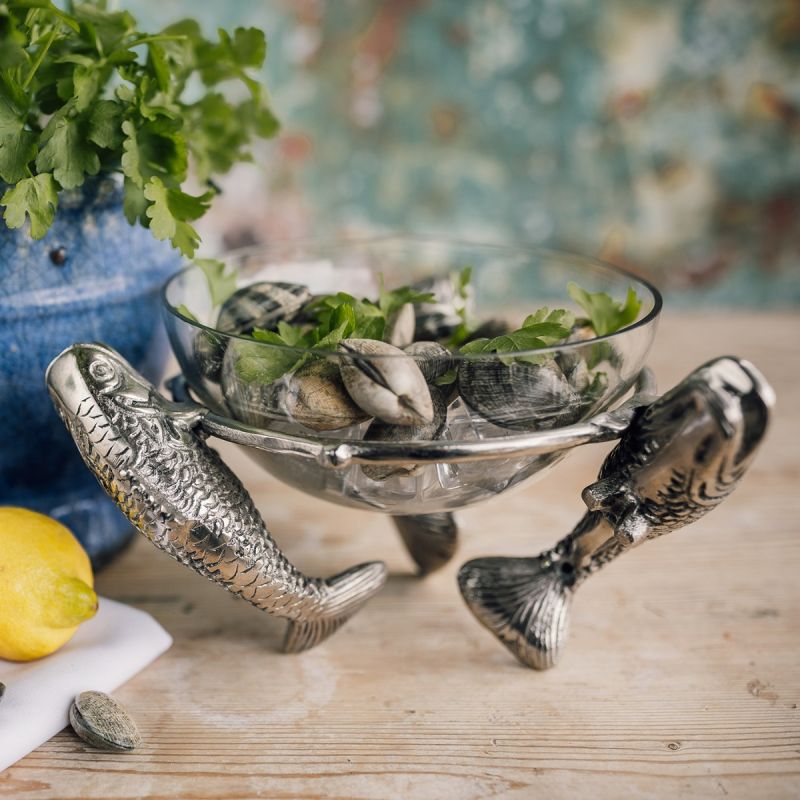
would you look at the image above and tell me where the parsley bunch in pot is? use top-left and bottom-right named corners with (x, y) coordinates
top-left (0, 1), bottom-right (278, 566)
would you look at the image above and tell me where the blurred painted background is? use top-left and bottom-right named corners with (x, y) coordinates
top-left (128, 0), bottom-right (800, 305)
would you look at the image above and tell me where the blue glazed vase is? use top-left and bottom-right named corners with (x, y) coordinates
top-left (0, 177), bottom-right (181, 567)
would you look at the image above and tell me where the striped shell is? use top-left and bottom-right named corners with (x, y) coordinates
top-left (458, 358), bottom-right (580, 431)
top-left (217, 282), bottom-right (313, 334)
top-left (69, 691), bottom-right (141, 752)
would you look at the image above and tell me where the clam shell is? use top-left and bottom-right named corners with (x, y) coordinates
top-left (338, 339), bottom-right (434, 426)
top-left (566, 359), bottom-right (590, 393)
top-left (385, 303), bottom-right (416, 348)
top-left (464, 318), bottom-right (510, 342)
top-left (221, 343), bottom-right (369, 431)
top-left (217, 282), bottom-right (312, 334)
top-left (268, 358), bottom-right (370, 431)
top-left (362, 386), bottom-right (448, 481)
top-left (412, 275), bottom-right (473, 341)
top-left (556, 324), bottom-right (595, 374)
top-left (192, 329), bottom-right (228, 383)
top-left (458, 357), bottom-right (580, 430)
top-left (69, 691), bottom-right (141, 752)
top-left (404, 341), bottom-right (454, 383)
top-left (192, 282), bottom-right (312, 385)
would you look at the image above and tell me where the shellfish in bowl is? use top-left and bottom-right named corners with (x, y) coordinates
top-left (162, 238), bottom-right (660, 514)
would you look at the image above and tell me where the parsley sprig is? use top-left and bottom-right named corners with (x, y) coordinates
top-left (459, 308), bottom-right (575, 363)
top-left (567, 282), bottom-right (641, 337)
top-left (229, 285), bottom-right (437, 384)
top-left (0, 1), bottom-right (278, 254)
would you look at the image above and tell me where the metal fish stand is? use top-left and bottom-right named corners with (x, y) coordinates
top-left (47, 344), bottom-right (773, 668)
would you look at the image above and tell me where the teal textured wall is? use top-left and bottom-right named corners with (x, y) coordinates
top-left (129, 0), bottom-right (800, 306)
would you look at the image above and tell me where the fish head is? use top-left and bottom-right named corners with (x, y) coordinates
top-left (47, 343), bottom-right (174, 477)
top-left (642, 356), bottom-right (773, 491)
top-left (47, 342), bottom-right (162, 419)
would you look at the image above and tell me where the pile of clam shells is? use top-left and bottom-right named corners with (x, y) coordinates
top-left (189, 276), bottom-right (613, 481)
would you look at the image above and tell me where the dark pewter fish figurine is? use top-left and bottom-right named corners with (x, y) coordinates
top-left (46, 343), bottom-right (387, 653)
top-left (458, 356), bottom-right (774, 670)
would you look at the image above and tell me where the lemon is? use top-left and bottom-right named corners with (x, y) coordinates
top-left (0, 507), bottom-right (97, 662)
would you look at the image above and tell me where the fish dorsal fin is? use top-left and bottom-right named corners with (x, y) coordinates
top-left (581, 477), bottom-right (621, 511)
top-left (614, 510), bottom-right (651, 548)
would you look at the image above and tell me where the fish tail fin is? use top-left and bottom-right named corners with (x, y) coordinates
top-left (394, 512), bottom-right (458, 575)
top-left (283, 561), bottom-right (388, 653)
top-left (458, 556), bottom-right (573, 670)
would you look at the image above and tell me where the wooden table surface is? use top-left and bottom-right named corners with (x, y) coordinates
top-left (3, 312), bottom-right (799, 800)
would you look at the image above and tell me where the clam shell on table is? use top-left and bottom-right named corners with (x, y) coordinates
top-left (404, 341), bottom-right (454, 383)
top-left (217, 282), bottom-right (313, 334)
top-left (69, 691), bottom-right (141, 752)
top-left (339, 339), bottom-right (434, 426)
top-left (458, 357), bottom-right (580, 430)
top-left (361, 386), bottom-right (449, 481)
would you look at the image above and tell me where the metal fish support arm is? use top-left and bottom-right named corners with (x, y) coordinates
top-left (458, 356), bottom-right (774, 669)
top-left (46, 343), bottom-right (387, 653)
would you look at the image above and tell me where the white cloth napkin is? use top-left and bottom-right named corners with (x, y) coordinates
top-left (0, 598), bottom-right (172, 771)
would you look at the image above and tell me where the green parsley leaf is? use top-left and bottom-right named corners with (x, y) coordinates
top-left (567, 282), bottom-right (642, 337)
top-left (0, 2), bottom-right (279, 250)
top-left (459, 309), bottom-right (573, 355)
top-left (175, 303), bottom-right (198, 322)
top-left (72, 63), bottom-right (103, 112)
top-left (87, 99), bottom-right (122, 149)
top-left (1, 172), bottom-right (58, 238)
top-left (36, 112), bottom-right (100, 189)
top-left (433, 367), bottom-right (459, 386)
top-left (307, 292), bottom-right (387, 342)
top-left (457, 266), bottom-right (472, 299)
top-left (377, 283), bottom-right (435, 317)
top-left (120, 118), bottom-right (187, 188)
top-left (0, 97), bottom-right (37, 183)
top-left (195, 258), bottom-right (237, 308)
top-left (0, 5), bottom-right (27, 68)
top-left (143, 176), bottom-right (210, 256)
top-left (231, 337), bottom-right (301, 386)
top-left (122, 174), bottom-right (147, 225)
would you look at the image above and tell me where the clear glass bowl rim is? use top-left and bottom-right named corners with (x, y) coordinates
top-left (161, 235), bottom-right (663, 361)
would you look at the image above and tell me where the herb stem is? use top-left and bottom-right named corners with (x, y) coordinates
top-left (22, 28), bottom-right (58, 91)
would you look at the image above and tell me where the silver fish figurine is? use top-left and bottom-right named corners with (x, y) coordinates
top-left (458, 356), bottom-right (774, 669)
top-left (46, 343), bottom-right (387, 653)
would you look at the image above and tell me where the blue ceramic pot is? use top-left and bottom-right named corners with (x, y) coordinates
top-left (0, 177), bottom-right (181, 567)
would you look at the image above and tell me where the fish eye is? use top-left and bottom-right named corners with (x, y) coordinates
top-left (89, 358), bottom-right (115, 382)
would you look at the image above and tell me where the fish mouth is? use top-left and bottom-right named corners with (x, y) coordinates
top-left (47, 342), bottom-right (157, 411)
top-left (46, 344), bottom-right (92, 419)
top-left (47, 344), bottom-right (141, 469)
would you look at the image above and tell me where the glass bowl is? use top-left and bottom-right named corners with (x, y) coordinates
top-left (162, 237), bottom-right (661, 514)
